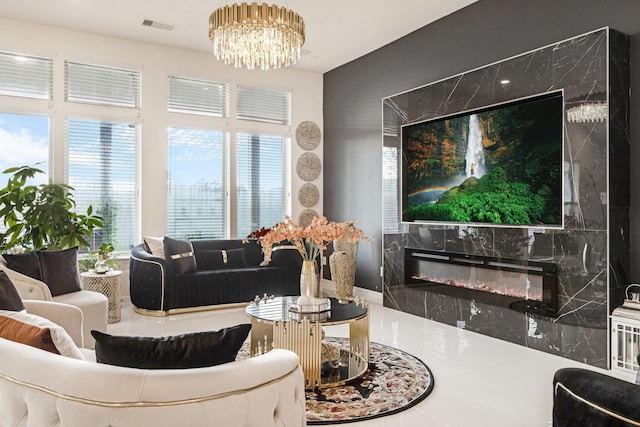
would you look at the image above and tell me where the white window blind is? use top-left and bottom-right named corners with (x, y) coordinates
top-left (66, 119), bottom-right (137, 252)
top-left (236, 133), bottom-right (286, 238)
top-left (167, 128), bottom-right (225, 239)
top-left (168, 76), bottom-right (228, 117)
top-left (236, 85), bottom-right (291, 125)
top-left (0, 52), bottom-right (52, 100)
top-left (65, 61), bottom-right (140, 108)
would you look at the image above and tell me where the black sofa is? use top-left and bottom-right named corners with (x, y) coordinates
top-left (130, 239), bottom-right (302, 314)
top-left (553, 367), bottom-right (640, 426)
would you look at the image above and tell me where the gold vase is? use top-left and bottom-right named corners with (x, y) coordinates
top-left (300, 259), bottom-right (320, 298)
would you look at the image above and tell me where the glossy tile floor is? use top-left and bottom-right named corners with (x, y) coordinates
top-left (109, 298), bottom-right (622, 427)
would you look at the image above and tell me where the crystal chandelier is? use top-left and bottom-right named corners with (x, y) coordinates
top-left (566, 101), bottom-right (608, 123)
top-left (209, 2), bottom-right (305, 71)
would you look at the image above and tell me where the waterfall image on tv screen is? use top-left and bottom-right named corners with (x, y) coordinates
top-left (401, 92), bottom-right (563, 227)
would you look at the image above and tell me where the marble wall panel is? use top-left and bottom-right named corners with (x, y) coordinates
top-left (382, 28), bottom-right (629, 368)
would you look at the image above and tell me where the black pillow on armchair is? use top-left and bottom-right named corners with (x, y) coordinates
top-left (4, 248), bottom-right (82, 297)
top-left (2, 252), bottom-right (42, 281)
top-left (91, 323), bottom-right (252, 369)
top-left (0, 271), bottom-right (25, 311)
top-left (37, 247), bottom-right (82, 297)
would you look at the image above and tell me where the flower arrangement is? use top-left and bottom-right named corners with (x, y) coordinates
top-left (257, 215), bottom-right (369, 265)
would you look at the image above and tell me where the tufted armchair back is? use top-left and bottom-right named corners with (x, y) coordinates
top-left (0, 340), bottom-right (307, 427)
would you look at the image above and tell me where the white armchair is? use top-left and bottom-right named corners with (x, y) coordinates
top-left (22, 299), bottom-right (84, 347)
top-left (0, 262), bottom-right (107, 348)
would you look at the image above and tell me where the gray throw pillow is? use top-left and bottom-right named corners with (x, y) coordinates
top-left (91, 323), bottom-right (252, 369)
top-left (37, 247), bottom-right (82, 297)
top-left (0, 270), bottom-right (25, 311)
top-left (163, 237), bottom-right (197, 275)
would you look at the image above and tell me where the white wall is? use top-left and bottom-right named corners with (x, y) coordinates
top-left (0, 17), bottom-right (324, 241)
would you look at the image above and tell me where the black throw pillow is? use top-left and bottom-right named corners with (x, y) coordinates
top-left (91, 324), bottom-right (252, 369)
top-left (37, 247), bottom-right (82, 297)
top-left (163, 237), bottom-right (197, 275)
top-left (224, 248), bottom-right (247, 268)
top-left (0, 270), bottom-right (25, 311)
top-left (195, 250), bottom-right (225, 271)
top-left (2, 252), bottom-right (42, 281)
top-left (269, 244), bottom-right (301, 267)
top-left (196, 248), bottom-right (247, 271)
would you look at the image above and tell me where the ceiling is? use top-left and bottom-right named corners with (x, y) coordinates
top-left (0, 0), bottom-right (476, 73)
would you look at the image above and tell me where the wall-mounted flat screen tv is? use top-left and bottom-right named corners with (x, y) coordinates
top-left (401, 91), bottom-right (563, 227)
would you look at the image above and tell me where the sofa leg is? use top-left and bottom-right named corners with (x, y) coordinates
top-left (132, 302), bottom-right (249, 317)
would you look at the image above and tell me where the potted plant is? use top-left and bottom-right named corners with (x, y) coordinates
top-left (0, 165), bottom-right (103, 253)
top-left (78, 242), bottom-right (118, 273)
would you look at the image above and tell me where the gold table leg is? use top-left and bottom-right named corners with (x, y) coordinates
top-left (249, 318), bottom-right (273, 357)
top-left (273, 319), bottom-right (323, 389)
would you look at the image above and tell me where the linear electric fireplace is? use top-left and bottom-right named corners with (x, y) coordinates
top-left (404, 249), bottom-right (558, 317)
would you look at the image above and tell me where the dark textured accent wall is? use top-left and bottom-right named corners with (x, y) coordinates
top-left (323, 0), bottom-right (640, 292)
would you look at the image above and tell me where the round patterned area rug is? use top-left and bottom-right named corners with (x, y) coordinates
top-left (239, 337), bottom-right (434, 424)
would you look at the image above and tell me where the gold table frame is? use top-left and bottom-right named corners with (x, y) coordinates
top-left (246, 297), bottom-right (370, 389)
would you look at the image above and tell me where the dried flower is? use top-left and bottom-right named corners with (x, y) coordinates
top-left (246, 226), bottom-right (271, 239)
top-left (258, 216), bottom-right (370, 265)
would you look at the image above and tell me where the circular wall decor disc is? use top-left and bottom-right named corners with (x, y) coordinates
top-left (298, 209), bottom-right (319, 227)
top-left (296, 152), bottom-right (322, 181)
top-left (298, 183), bottom-right (320, 208)
top-left (295, 121), bottom-right (321, 150)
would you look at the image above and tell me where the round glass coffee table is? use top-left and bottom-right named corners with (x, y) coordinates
top-left (245, 296), bottom-right (369, 389)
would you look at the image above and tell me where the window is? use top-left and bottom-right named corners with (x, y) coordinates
top-left (168, 76), bottom-right (228, 117)
top-left (166, 128), bottom-right (226, 239)
top-left (236, 85), bottom-right (291, 124)
top-left (236, 133), bottom-right (287, 238)
top-left (66, 119), bottom-right (137, 252)
top-left (0, 113), bottom-right (50, 178)
top-left (166, 78), bottom-right (292, 239)
top-left (0, 52), bottom-right (52, 100)
top-left (0, 112), bottom-right (50, 235)
top-left (65, 61), bottom-right (140, 108)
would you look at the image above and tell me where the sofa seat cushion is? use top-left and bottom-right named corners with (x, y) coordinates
top-left (91, 323), bottom-right (251, 369)
top-left (0, 309), bottom-right (84, 359)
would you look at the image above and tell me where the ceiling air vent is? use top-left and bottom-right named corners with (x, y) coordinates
top-left (141, 19), bottom-right (175, 31)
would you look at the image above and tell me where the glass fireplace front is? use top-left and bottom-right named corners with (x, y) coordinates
top-left (405, 249), bottom-right (558, 316)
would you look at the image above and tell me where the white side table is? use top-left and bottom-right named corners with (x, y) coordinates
top-left (80, 270), bottom-right (122, 323)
